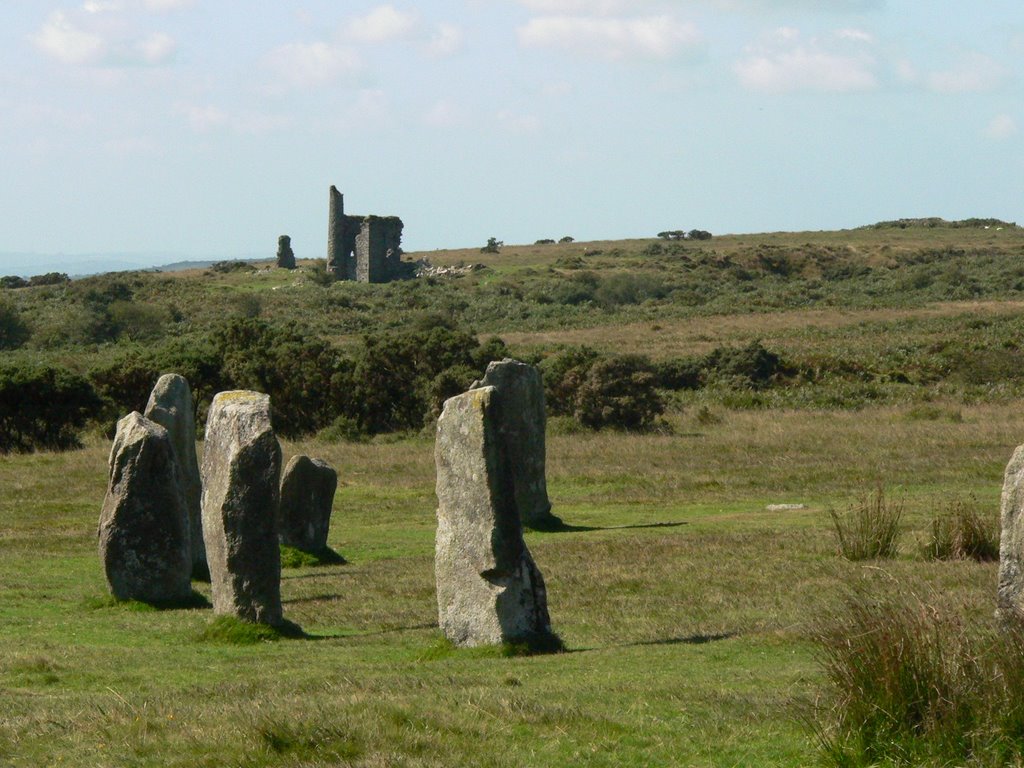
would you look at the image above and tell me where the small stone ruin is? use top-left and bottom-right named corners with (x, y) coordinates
top-left (326, 186), bottom-right (404, 283)
top-left (144, 373), bottom-right (205, 576)
top-left (279, 455), bottom-right (338, 554)
top-left (98, 412), bottom-right (192, 603)
top-left (276, 235), bottom-right (296, 269)
top-left (201, 390), bottom-right (284, 626)
top-left (434, 381), bottom-right (555, 648)
top-left (998, 444), bottom-right (1024, 622)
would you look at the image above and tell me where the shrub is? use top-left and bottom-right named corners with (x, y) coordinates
top-left (573, 355), bottom-right (665, 430)
top-left (558, 236), bottom-right (574, 243)
top-left (688, 229), bottom-right (712, 241)
top-left (539, 346), bottom-right (601, 416)
top-left (924, 497), bottom-right (999, 561)
top-left (0, 302), bottom-right (30, 350)
top-left (209, 260), bottom-right (254, 274)
top-left (480, 237), bottom-right (503, 254)
top-left (829, 485), bottom-right (903, 560)
top-left (703, 340), bottom-right (784, 388)
top-left (1, 276), bottom-right (28, 289)
top-left (535, 239), bottom-right (555, 245)
top-left (28, 272), bottom-right (70, 287)
top-left (654, 357), bottom-right (703, 390)
top-left (0, 363), bottom-right (103, 452)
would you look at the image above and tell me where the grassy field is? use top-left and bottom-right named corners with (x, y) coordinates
top-left (1, 401), bottom-right (1016, 766)
top-left (3, 220), bottom-right (1024, 765)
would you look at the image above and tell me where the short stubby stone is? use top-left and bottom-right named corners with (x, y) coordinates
top-left (144, 373), bottom-right (205, 573)
top-left (201, 390), bottom-right (284, 625)
top-left (998, 444), bottom-right (1024, 622)
top-left (276, 235), bottom-right (296, 269)
top-left (472, 358), bottom-right (558, 527)
top-left (278, 455), bottom-right (337, 553)
top-left (434, 386), bottom-right (553, 647)
top-left (98, 412), bottom-right (192, 603)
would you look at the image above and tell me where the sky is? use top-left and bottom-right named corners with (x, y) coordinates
top-left (1, 1), bottom-right (1022, 272)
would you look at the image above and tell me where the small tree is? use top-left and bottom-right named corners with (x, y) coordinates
top-left (558, 236), bottom-right (575, 243)
top-left (481, 237), bottom-right (503, 254)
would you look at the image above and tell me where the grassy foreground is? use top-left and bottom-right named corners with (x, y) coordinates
top-left (0, 402), bottom-right (1016, 766)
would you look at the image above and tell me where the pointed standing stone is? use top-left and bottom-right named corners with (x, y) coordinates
top-left (144, 373), bottom-right (205, 575)
top-left (98, 412), bottom-right (192, 603)
top-left (473, 358), bottom-right (560, 528)
top-left (434, 386), bottom-right (554, 647)
top-left (998, 444), bottom-right (1024, 622)
top-left (201, 391), bottom-right (283, 625)
top-left (276, 235), bottom-right (296, 269)
top-left (278, 455), bottom-right (338, 553)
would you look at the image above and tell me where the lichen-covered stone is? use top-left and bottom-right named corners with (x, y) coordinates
top-left (473, 358), bottom-right (558, 527)
top-left (201, 390), bottom-right (283, 625)
top-left (434, 386), bottom-right (553, 647)
top-left (278, 455), bottom-right (337, 553)
top-left (144, 373), bottom-right (204, 573)
top-left (98, 412), bottom-right (192, 603)
top-left (998, 444), bottom-right (1024, 622)
top-left (276, 235), bottom-right (296, 269)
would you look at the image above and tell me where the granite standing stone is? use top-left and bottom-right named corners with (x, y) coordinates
top-left (472, 358), bottom-right (559, 528)
top-left (144, 373), bottom-right (205, 573)
top-left (998, 444), bottom-right (1024, 621)
top-left (98, 412), bottom-right (192, 603)
top-left (278, 455), bottom-right (338, 553)
top-left (201, 391), bottom-right (284, 625)
top-left (434, 386), bottom-right (553, 647)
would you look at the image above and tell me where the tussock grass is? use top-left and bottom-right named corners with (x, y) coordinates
top-left (279, 544), bottom-right (346, 569)
top-left (829, 486), bottom-right (904, 560)
top-left (195, 615), bottom-right (305, 645)
top-left (924, 496), bottom-right (1000, 562)
top-left (812, 590), bottom-right (1024, 767)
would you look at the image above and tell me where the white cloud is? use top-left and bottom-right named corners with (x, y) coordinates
top-left (735, 28), bottom-right (877, 92)
top-left (134, 32), bottom-right (176, 63)
top-left (347, 5), bottom-right (419, 43)
top-left (984, 114), bottom-right (1018, 140)
top-left (519, 15), bottom-right (703, 60)
top-left (179, 103), bottom-right (228, 131)
top-left (426, 23), bottom-right (463, 57)
top-left (423, 100), bottom-right (461, 127)
top-left (497, 109), bottom-right (542, 134)
top-left (925, 53), bottom-right (1005, 94)
top-left (142, 0), bottom-right (197, 10)
top-left (263, 42), bottom-right (362, 90)
top-left (518, 0), bottom-right (637, 12)
top-left (31, 11), bottom-right (107, 65)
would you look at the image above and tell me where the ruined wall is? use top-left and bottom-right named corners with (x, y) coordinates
top-left (327, 186), bottom-right (404, 283)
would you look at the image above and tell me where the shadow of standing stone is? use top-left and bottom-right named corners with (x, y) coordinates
top-left (144, 373), bottom-right (206, 578)
top-left (434, 386), bottom-right (555, 648)
top-left (201, 391), bottom-right (284, 626)
top-left (98, 412), bottom-right (192, 604)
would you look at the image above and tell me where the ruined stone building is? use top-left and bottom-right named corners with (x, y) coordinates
top-left (326, 186), bottom-right (404, 283)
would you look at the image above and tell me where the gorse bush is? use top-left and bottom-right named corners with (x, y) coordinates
top-left (0, 363), bottom-right (102, 452)
top-left (924, 497), bottom-right (999, 562)
top-left (829, 486), bottom-right (903, 560)
top-left (812, 591), bottom-right (1024, 767)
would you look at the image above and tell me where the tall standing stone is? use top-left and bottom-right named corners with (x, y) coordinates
top-left (201, 391), bottom-right (283, 625)
top-left (144, 373), bottom-right (205, 575)
top-left (98, 412), bottom-right (192, 603)
top-left (276, 235), bottom-right (296, 269)
top-left (434, 386), bottom-right (554, 647)
top-left (473, 358), bottom-right (559, 528)
top-left (999, 444), bottom-right (1024, 622)
top-left (279, 455), bottom-right (338, 553)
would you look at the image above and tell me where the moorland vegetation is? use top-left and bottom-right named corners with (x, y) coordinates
top-left (2, 218), bottom-right (1024, 765)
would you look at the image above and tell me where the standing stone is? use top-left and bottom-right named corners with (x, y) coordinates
top-left (998, 444), bottom-right (1024, 622)
top-left (98, 412), bottom-right (192, 603)
top-left (434, 386), bottom-right (554, 647)
top-left (279, 455), bottom-right (338, 553)
top-left (276, 235), bottom-right (296, 269)
top-left (201, 391), bottom-right (283, 625)
top-left (472, 358), bottom-right (559, 528)
top-left (144, 373), bottom-right (205, 575)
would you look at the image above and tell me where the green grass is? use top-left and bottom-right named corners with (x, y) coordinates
top-left (1, 399), bottom-right (1017, 765)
